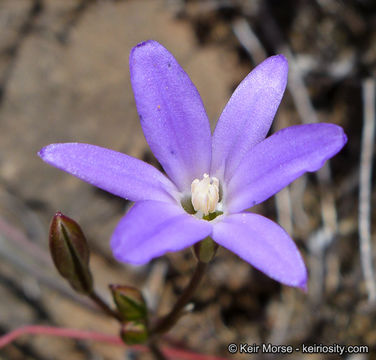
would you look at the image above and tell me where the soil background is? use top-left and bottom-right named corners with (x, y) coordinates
top-left (0, 0), bottom-right (375, 359)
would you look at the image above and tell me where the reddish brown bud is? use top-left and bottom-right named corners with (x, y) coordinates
top-left (49, 212), bottom-right (93, 294)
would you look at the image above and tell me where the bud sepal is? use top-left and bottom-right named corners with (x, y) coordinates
top-left (193, 236), bottom-right (218, 263)
top-left (120, 320), bottom-right (148, 345)
top-left (110, 285), bottom-right (147, 321)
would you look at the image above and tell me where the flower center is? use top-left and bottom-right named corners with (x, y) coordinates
top-left (191, 174), bottom-right (219, 216)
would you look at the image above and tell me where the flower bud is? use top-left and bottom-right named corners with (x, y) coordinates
top-left (110, 285), bottom-right (147, 321)
top-left (193, 236), bottom-right (218, 263)
top-left (120, 321), bottom-right (148, 345)
top-left (49, 212), bottom-right (93, 294)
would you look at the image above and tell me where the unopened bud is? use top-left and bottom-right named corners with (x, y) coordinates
top-left (110, 285), bottom-right (147, 321)
top-left (193, 237), bottom-right (218, 263)
top-left (49, 212), bottom-right (93, 294)
top-left (120, 321), bottom-right (148, 345)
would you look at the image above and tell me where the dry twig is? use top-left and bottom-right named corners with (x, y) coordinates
top-left (359, 78), bottom-right (376, 301)
top-left (249, 8), bottom-right (339, 302)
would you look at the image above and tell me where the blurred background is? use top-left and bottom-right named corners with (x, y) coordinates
top-left (0, 0), bottom-right (375, 359)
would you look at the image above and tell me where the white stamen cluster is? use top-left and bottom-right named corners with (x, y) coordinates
top-left (191, 174), bottom-right (219, 216)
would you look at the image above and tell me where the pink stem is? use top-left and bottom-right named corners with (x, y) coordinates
top-left (0, 325), bottom-right (127, 348)
top-left (0, 325), bottom-right (229, 360)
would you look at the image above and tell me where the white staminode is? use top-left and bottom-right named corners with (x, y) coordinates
top-left (191, 174), bottom-right (219, 216)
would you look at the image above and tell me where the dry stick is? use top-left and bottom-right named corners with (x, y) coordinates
top-left (255, 9), bottom-right (339, 300)
top-left (267, 288), bottom-right (295, 345)
top-left (290, 177), bottom-right (310, 232)
top-left (273, 113), bottom-right (294, 236)
top-left (0, 240), bottom-right (97, 310)
top-left (0, 225), bottom-right (123, 319)
top-left (232, 21), bottom-right (295, 345)
top-left (232, 18), bottom-right (337, 238)
top-left (274, 187), bottom-right (293, 236)
top-left (286, 50), bottom-right (339, 300)
top-left (359, 78), bottom-right (376, 302)
top-left (152, 261), bottom-right (207, 335)
top-left (0, 214), bottom-right (101, 310)
top-left (232, 18), bottom-right (267, 64)
top-left (276, 37), bottom-right (339, 242)
top-left (143, 260), bottom-right (169, 313)
top-left (0, 215), bottom-right (51, 266)
top-left (257, 8), bottom-right (338, 234)
top-left (233, 19), bottom-right (294, 237)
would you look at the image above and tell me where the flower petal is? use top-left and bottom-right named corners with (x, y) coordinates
top-left (38, 143), bottom-right (178, 203)
top-left (211, 55), bottom-right (288, 180)
top-left (227, 123), bottom-right (347, 213)
top-left (212, 213), bottom-right (307, 288)
top-left (111, 201), bottom-right (212, 264)
top-left (130, 40), bottom-right (212, 192)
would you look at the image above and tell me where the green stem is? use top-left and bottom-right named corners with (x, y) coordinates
top-left (151, 261), bottom-right (207, 335)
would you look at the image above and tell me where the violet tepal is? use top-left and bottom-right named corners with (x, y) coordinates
top-left (39, 40), bottom-right (347, 289)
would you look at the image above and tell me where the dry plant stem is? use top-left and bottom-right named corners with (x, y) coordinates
top-left (0, 215), bottom-right (51, 266)
top-left (263, 12), bottom-right (339, 244)
top-left (232, 18), bottom-right (266, 64)
top-left (234, 12), bottom-right (339, 302)
top-left (152, 261), bottom-right (207, 335)
top-left (89, 290), bottom-right (123, 321)
top-left (144, 261), bottom-right (169, 312)
top-left (0, 245), bottom-right (97, 310)
top-left (359, 78), bottom-right (376, 302)
top-left (273, 114), bottom-right (294, 236)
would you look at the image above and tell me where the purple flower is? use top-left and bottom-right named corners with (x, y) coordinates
top-left (39, 40), bottom-right (347, 289)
